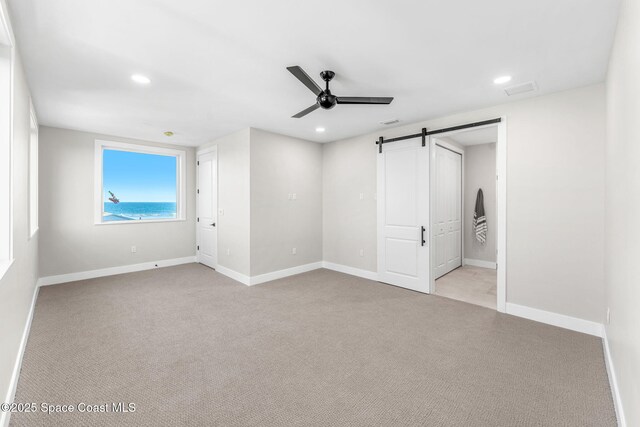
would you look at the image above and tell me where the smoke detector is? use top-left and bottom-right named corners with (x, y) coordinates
top-left (504, 81), bottom-right (538, 96)
top-left (380, 118), bottom-right (400, 126)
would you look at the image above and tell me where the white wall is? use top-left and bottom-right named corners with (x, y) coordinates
top-left (201, 129), bottom-right (251, 276)
top-left (323, 84), bottom-right (606, 323)
top-left (38, 127), bottom-right (196, 277)
top-left (464, 143), bottom-right (496, 263)
top-left (201, 128), bottom-right (322, 278)
top-left (605, 0), bottom-right (640, 424)
top-left (323, 133), bottom-right (378, 272)
top-left (250, 128), bottom-right (322, 276)
top-left (0, 53), bottom-right (39, 425)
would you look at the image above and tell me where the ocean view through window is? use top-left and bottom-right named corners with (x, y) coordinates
top-left (95, 140), bottom-right (186, 224)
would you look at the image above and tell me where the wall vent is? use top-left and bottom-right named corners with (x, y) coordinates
top-left (505, 81), bottom-right (538, 96)
top-left (380, 118), bottom-right (400, 126)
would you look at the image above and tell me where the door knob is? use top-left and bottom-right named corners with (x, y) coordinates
top-left (211, 222), bottom-right (215, 227)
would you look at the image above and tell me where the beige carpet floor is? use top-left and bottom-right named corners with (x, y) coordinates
top-left (11, 264), bottom-right (615, 426)
top-left (435, 265), bottom-right (497, 310)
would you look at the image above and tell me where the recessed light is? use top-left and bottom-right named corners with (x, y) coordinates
top-left (315, 127), bottom-right (325, 133)
top-left (164, 131), bottom-right (174, 137)
top-left (131, 74), bottom-right (151, 84)
top-left (493, 75), bottom-right (512, 85)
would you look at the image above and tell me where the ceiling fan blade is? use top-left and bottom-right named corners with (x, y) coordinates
top-left (287, 66), bottom-right (323, 96)
top-left (336, 96), bottom-right (394, 105)
top-left (292, 103), bottom-right (320, 118)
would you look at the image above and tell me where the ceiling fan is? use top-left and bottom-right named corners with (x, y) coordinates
top-left (287, 66), bottom-right (394, 118)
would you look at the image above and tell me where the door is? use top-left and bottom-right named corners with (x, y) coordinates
top-left (197, 149), bottom-right (217, 269)
top-left (377, 139), bottom-right (430, 293)
top-left (433, 144), bottom-right (462, 279)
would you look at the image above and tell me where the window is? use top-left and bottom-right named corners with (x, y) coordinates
top-left (29, 101), bottom-right (38, 237)
top-left (0, 40), bottom-right (12, 277)
top-left (94, 140), bottom-right (186, 224)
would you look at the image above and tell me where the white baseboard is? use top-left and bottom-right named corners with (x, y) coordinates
top-left (215, 262), bottom-right (323, 286)
top-left (37, 256), bottom-right (197, 287)
top-left (214, 265), bottom-right (251, 285)
top-left (250, 262), bottom-right (323, 286)
top-left (602, 327), bottom-right (626, 427)
top-left (322, 261), bottom-right (378, 281)
top-left (215, 261), bottom-right (377, 286)
top-left (1, 285), bottom-right (39, 427)
top-left (463, 258), bottom-right (497, 269)
top-left (505, 302), bottom-right (603, 337)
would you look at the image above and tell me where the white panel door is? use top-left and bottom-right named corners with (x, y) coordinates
top-left (377, 139), bottom-right (429, 293)
top-left (197, 150), bottom-right (217, 269)
top-left (433, 145), bottom-right (462, 279)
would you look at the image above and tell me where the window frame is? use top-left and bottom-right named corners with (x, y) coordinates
top-left (0, 10), bottom-right (14, 281)
top-left (28, 100), bottom-right (38, 238)
top-left (94, 139), bottom-right (187, 225)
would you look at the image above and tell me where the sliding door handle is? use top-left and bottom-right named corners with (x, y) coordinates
top-left (421, 226), bottom-right (426, 246)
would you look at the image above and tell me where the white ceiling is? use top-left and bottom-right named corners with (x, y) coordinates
top-left (8, 0), bottom-right (620, 146)
top-left (446, 126), bottom-right (498, 147)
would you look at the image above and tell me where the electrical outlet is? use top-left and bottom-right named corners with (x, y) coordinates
top-left (226, 248), bottom-right (230, 256)
top-left (292, 193), bottom-right (297, 200)
top-left (606, 307), bottom-right (611, 324)
top-left (359, 193), bottom-right (364, 200)
top-left (292, 247), bottom-right (297, 255)
top-left (131, 246), bottom-right (136, 253)
top-left (359, 249), bottom-right (364, 257)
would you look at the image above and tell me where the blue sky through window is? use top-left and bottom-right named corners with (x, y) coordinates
top-left (103, 149), bottom-right (177, 203)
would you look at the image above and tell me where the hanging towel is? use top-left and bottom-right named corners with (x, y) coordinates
top-left (474, 188), bottom-right (487, 244)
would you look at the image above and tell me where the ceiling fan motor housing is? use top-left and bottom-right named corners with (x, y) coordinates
top-left (318, 90), bottom-right (337, 109)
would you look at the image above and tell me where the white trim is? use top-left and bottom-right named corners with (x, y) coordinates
top-left (427, 118), bottom-right (507, 313)
top-left (93, 139), bottom-right (187, 224)
top-left (0, 284), bottom-right (38, 427)
top-left (496, 117), bottom-right (507, 313)
top-left (214, 262), bottom-right (323, 286)
top-left (505, 302), bottom-right (603, 337)
top-left (214, 265), bottom-right (251, 286)
top-left (434, 139), bottom-right (465, 155)
top-left (28, 99), bottom-right (38, 239)
top-left (322, 261), bottom-right (379, 281)
top-left (250, 262), bottom-right (322, 285)
top-left (602, 327), bottom-right (626, 427)
top-left (38, 256), bottom-right (197, 287)
top-left (196, 145), bottom-right (218, 155)
top-left (95, 218), bottom-right (187, 226)
top-left (463, 258), bottom-right (497, 269)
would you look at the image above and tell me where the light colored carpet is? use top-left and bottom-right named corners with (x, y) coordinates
top-left (435, 265), bottom-right (497, 309)
top-left (11, 264), bottom-right (615, 426)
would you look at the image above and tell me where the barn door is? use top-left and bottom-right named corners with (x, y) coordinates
top-left (377, 139), bottom-right (430, 293)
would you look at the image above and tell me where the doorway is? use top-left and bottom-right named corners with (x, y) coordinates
top-left (196, 147), bottom-right (218, 269)
top-left (431, 126), bottom-right (499, 310)
top-left (376, 118), bottom-right (506, 312)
